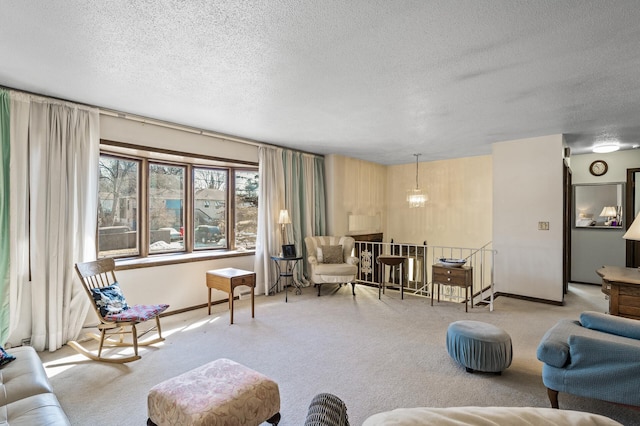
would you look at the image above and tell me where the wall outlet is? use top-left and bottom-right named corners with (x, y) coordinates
top-left (538, 221), bottom-right (550, 231)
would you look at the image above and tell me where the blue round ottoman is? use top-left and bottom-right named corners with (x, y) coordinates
top-left (446, 320), bottom-right (512, 374)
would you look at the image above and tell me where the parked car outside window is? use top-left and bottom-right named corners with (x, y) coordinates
top-left (195, 225), bottom-right (221, 243)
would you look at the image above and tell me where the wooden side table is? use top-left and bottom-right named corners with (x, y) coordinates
top-left (432, 264), bottom-right (473, 312)
top-left (377, 255), bottom-right (407, 299)
top-left (206, 268), bottom-right (255, 324)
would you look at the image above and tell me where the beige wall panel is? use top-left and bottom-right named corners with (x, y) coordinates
top-left (325, 154), bottom-right (387, 236)
top-left (386, 155), bottom-right (492, 248)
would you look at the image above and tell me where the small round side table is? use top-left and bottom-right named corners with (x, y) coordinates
top-left (270, 255), bottom-right (303, 302)
top-left (376, 255), bottom-right (407, 299)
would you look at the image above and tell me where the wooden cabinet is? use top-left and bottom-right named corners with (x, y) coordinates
top-left (596, 265), bottom-right (640, 320)
top-left (432, 264), bottom-right (473, 312)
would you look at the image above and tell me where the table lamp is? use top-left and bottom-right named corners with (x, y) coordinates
top-left (278, 209), bottom-right (291, 245)
top-left (623, 213), bottom-right (640, 271)
top-left (600, 206), bottom-right (618, 226)
top-left (623, 213), bottom-right (640, 241)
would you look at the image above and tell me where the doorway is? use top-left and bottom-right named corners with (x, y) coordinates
top-left (625, 168), bottom-right (640, 267)
top-left (563, 159), bottom-right (571, 294)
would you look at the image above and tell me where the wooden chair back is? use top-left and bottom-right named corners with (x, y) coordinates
top-left (75, 258), bottom-right (119, 320)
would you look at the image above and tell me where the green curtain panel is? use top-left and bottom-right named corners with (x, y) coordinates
top-left (313, 156), bottom-right (326, 235)
top-left (0, 89), bottom-right (10, 345)
top-left (282, 150), bottom-right (326, 280)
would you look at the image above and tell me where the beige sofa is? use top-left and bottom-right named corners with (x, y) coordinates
top-left (1, 346), bottom-right (70, 425)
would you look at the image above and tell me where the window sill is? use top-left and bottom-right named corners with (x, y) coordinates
top-left (114, 249), bottom-right (255, 271)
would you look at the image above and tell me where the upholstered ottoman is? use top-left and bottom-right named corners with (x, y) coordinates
top-left (446, 320), bottom-right (512, 374)
top-left (147, 358), bottom-right (281, 426)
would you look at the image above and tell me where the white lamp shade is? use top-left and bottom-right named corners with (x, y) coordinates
top-left (599, 206), bottom-right (618, 217)
top-left (623, 213), bottom-right (640, 241)
top-left (278, 209), bottom-right (291, 224)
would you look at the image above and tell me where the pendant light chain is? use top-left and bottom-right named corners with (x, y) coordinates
top-left (414, 153), bottom-right (421, 189)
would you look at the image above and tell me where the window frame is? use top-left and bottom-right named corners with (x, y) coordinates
top-left (98, 139), bottom-right (258, 262)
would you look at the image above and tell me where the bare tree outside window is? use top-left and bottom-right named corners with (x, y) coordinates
top-left (98, 155), bottom-right (139, 258)
top-left (235, 170), bottom-right (258, 249)
top-left (98, 145), bottom-right (258, 259)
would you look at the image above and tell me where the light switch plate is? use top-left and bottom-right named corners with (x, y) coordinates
top-left (538, 221), bottom-right (549, 230)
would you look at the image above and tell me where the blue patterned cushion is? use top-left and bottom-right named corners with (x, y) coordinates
top-left (0, 346), bottom-right (16, 367)
top-left (91, 282), bottom-right (130, 317)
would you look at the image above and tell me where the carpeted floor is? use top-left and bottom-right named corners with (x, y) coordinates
top-left (39, 283), bottom-right (639, 425)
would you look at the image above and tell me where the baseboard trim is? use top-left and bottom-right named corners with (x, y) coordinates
top-left (569, 280), bottom-right (601, 286)
top-left (494, 292), bottom-right (564, 306)
top-left (161, 298), bottom-right (233, 318)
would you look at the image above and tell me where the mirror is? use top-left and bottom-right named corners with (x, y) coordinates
top-left (574, 183), bottom-right (624, 228)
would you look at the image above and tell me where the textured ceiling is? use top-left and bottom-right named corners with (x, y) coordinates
top-left (2, 1), bottom-right (640, 165)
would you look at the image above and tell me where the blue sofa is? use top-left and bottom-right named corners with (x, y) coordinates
top-left (536, 311), bottom-right (640, 408)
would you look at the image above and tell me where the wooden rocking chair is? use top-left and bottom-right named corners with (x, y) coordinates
top-left (69, 258), bottom-right (169, 363)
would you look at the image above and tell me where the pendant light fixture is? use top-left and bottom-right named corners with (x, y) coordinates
top-left (407, 153), bottom-right (427, 208)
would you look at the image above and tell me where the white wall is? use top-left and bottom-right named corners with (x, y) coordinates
top-left (117, 256), bottom-right (256, 310)
top-left (492, 134), bottom-right (565, 302)
top-left (101, 115), bottom-right (258, 162)
top-left (570, 149), bottom-right (640, 283)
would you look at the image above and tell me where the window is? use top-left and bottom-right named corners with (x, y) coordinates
top-left (194, 167), bottom-right (227, 249)
top-left (97, 143), bottom-right (258, 259)
top-left (98, 155), bottom-right (140, 258)
top-left (149, 163), bottom-right (185, 253)
top-left (235, 170), bottom-right (259, 249)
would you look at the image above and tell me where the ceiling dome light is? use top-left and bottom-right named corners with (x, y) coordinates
top-left (592, 142), bottom-right (620, 153)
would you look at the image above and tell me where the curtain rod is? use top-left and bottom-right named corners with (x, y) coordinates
top-left (98, 108), bottom-right (265, 148)
top-left (1, 85), bottom-right (323, 158)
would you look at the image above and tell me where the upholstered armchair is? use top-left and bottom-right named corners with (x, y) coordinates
top-left (536, 311), bottom-right (640, 408)
top-left (304, 236), bottom-right (359, 296)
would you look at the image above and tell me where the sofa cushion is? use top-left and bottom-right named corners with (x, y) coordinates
top-left (0, 346), bottom-right (16, 367)
top-left (580, 311), bottom-right (640, 340)
top-left (314, 263), bottom-right (357, 276)
top-left (0, 392), bottom-right (71, 426)
top-left (90, 281), bottom-right (130, 317)
top-left (0, 346), bottom-right (53, 406)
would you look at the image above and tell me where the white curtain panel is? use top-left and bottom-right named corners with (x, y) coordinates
top-left (23, 95), bottom-right (99, 351)
top-left (6, 92), bottom-right (30, 342)
top-left (254, 146), bottom-right (286, 295)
